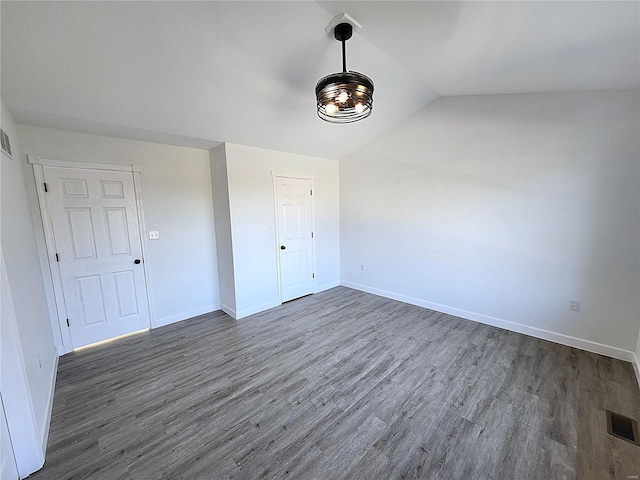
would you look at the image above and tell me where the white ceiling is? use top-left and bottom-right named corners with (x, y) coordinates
top-left (319, 1), bottom-right (640, 95)
top-left (1, 1), bottom-right (638, 160)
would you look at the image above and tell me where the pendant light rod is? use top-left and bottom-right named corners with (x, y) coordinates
top-left (342, 38), bottom-right (347, 72)
top-left (334, 22), bottom-right (353, 73)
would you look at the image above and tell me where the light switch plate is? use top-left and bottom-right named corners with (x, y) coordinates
top-left (149, 231), bottom-right (160, 240)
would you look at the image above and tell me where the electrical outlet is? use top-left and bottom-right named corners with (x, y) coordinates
top-left (360, 264), bottom-right (366, 272)
top-left (149, 231), bottom-right (160, 240)
top-left (569, 300), bottom-right (581, 312)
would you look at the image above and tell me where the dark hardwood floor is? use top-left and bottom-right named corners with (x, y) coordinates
top-left (32, 287), bottom-right (640, 479)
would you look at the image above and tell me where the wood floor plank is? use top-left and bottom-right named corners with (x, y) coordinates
top-left (32, 287), bottom-right (640, 479)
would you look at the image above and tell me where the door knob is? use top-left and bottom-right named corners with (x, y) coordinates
top-left (280, 245), bottom-right (286, 250)
top-left (134, 259), bottom-right (141, 264)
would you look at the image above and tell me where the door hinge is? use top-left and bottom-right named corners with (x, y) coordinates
top-left (310, 189), bottom-right (313, 196)
top-left (55, 253), bottom-right (59, 262)
top-left (43, 182), bottom-right (48, 192)
top-left (311, 232), bottom-right (314, 238)
top-left (312, 273), bottom-right (315, 279)
top-left (66, 318), bottom-right (70, 327)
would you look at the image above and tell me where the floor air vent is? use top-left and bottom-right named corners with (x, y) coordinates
top-left (606, 410), bottom-right (640, 446)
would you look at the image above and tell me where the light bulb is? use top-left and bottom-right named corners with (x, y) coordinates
top-left (325, 103), bottom-right (338, 114)
top-left (355, 103), bottom-right (364, 114)
top-left (336, 91), bottom-right (349, 103)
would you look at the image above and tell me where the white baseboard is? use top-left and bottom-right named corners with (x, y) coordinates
top-left (220, 303), bottom-right (237, 319)
top-left (315, 281), bottom-right (340, 293)
top-left (236, 300), bottom-right (281, 320)
top-left (341, 281), bottom-right (637, 364)
top-left (41, 349), bottom-right (58, 455)
top-left (221, 283), bottom-right (340, 321)
top-left (633, 353), bottom-right (640, 391)
top-left (151, 304), bottom-right (220, 329)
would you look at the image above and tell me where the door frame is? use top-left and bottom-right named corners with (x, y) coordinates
top-left (28, 155), bottom-right (152, 354)
top-left (271, 170), bottom-right (317, 303)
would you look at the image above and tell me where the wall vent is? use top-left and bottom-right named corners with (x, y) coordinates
top-left (606, 410), bottom-right (640, 446)
top-left (0, 128), bottom-right (13, 159)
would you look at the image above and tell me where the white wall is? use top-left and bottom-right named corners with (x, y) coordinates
top-left (17, 125), bottom-right (220, 332)
top-left (1, 394), bottom-right (19, 480)
top-left (224, 143), bottom-right (340, 318)
top-left (1, 251), bottom-right (45, 478)
top-left (210, 144), bottom-right (236, 316)
top-left (340, 90), bottom-right (640, 357)
top-left (1, 101), bottom-right (57, 444)
top-left (1, 100), bottom-right (55, 477)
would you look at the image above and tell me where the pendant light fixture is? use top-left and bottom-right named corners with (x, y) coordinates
top-left (315, 22), bottom-right (374, 123)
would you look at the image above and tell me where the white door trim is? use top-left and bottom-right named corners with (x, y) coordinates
top-left (28, 155), bottom-right (150, 354)
top-left (272, 175), bottom-right (317, 303)
top-left (132, 171), bottom-right (154, 334)
top-left (270, 169), bottom-right (314, 180)
top-left (29, 155), bottom-right (141, 173)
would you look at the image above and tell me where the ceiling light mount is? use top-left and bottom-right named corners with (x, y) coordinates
top-left (315, 20), bottom-right (374, 124)
top-left (324, 13), bottom-right (361, 35)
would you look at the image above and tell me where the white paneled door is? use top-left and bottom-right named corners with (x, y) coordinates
top-left (43, 166), bottom-right (150, 349)
top-left (275, 177), bottom-right (314, 302)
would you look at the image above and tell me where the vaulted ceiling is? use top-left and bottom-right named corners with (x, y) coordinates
top-left (2, 1), bottom-right (638, 160)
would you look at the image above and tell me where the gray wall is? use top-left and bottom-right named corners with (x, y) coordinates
top-left (17, 125), bottom-right (220, 332)
top-left (1, 101), bottom-right (56, 440)
top-left (340, 90), bottom-right (640, 355)
top-left (1, 99), bottom-right (55, 476)
top-left (210, 144), bottom-right (236, 315)
top-left (214, 143), bottom-right (341, 319)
